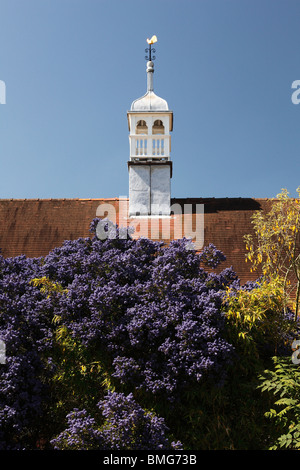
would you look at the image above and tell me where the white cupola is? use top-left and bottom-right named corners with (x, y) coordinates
top-left (127, 36), bottom-right (173, 217)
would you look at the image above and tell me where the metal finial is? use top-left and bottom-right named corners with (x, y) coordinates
top-left (145, 35), bottom-right (157, 61)
top-left (145, 45), bottom-right (156, 61)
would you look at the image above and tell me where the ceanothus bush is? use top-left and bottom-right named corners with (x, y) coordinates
top-left (0, 256), bottom-right (54, 449)
top-left (0, 219), bottom-right (239, 449)
top-left (50, 391), bottom-right (182, 450)
top-left (44, 221), bottom-right (237, 401)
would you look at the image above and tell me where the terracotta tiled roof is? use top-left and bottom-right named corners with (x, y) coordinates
top-left (0, 197), bottom-right (272, 285)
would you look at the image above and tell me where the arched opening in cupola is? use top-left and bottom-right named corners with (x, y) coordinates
top-left (136, 120), bottom-right (148, 135)
top-left (152, 119), bottom-right (165, 135)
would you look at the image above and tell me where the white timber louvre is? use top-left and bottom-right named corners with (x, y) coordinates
top-left (128, 164), bottom-right (171, 216)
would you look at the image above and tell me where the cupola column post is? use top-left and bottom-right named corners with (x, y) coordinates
top-left (147, 61), bottom-right (154, 92)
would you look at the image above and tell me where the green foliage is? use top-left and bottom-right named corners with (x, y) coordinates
top-left (244, 187), bottom-right (300, 317)
top-left (49, 323), bottom-right (115, 427)
top-left (258, 356), bottom-right (300, 449)
top-left (167, 378), bottom-right (272, 450)
top-left (30, 277), bottom-right (115, 440)
top-left (214, 276), bottom-right (300, 450)
top-left (30, 276), bottom-right (68, 297)
top-left (224, 276), bottom-right (294, 365)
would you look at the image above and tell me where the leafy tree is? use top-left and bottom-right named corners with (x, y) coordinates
top-left (224, 276), bottom-right (297, 362)
top-left (258, 356), bottom-right (300, 450)
top-left (216, 277), bottom-right (298, 450)
top-left (244, 187), bottom-right (300, 318)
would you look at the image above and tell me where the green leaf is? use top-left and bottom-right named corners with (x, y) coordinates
top-left (275, 398), bottom-right (296, 407)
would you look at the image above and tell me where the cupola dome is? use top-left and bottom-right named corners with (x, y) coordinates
top-left (130, 60), bottom-right (169, 111)
top-left (130, 90), bottom-right (169, 111)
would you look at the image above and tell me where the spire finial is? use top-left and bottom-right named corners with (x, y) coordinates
top-left (145, 35), bottom-right (157, 61)
top-left (145, 36), bottom-right (157, 92)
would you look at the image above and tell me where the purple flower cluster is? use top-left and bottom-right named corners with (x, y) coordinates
top-left (51, 391), bottom-right (182, 450)
top-left (0, 256), bottom-right (54, 449)
top-left (198, 243), bottom-right (227, 268)
top-left (41, 226), bottom-right (236, 400)
top-left (50, 408), bottom-right (103, 450)
top-left (99, 391), bottom-right (182, 450)
top-left (0, 219), bottom-right (238, 449)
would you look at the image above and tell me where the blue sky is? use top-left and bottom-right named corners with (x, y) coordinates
top-left (0, 0), bottom-right (300, 200)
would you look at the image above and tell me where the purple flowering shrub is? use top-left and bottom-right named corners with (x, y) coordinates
top-left (0, 256), bottom-right (54, 449)
top-left (98, 391), bottom-right (182, 450)
top-left (0, 219), bottom-right (240, 449)
top-left (50, 408), bottom-right (103, 450)
top-left (43, 223), bottom-right (236, 401)
top-left (51, 391), bottom-right (182, 450)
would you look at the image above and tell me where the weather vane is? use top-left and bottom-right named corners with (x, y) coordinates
top-left (145, 35), bottom-right (157, 61)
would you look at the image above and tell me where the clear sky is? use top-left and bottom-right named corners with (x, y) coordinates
top-left (0, 0), bottom-right (300, 200)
